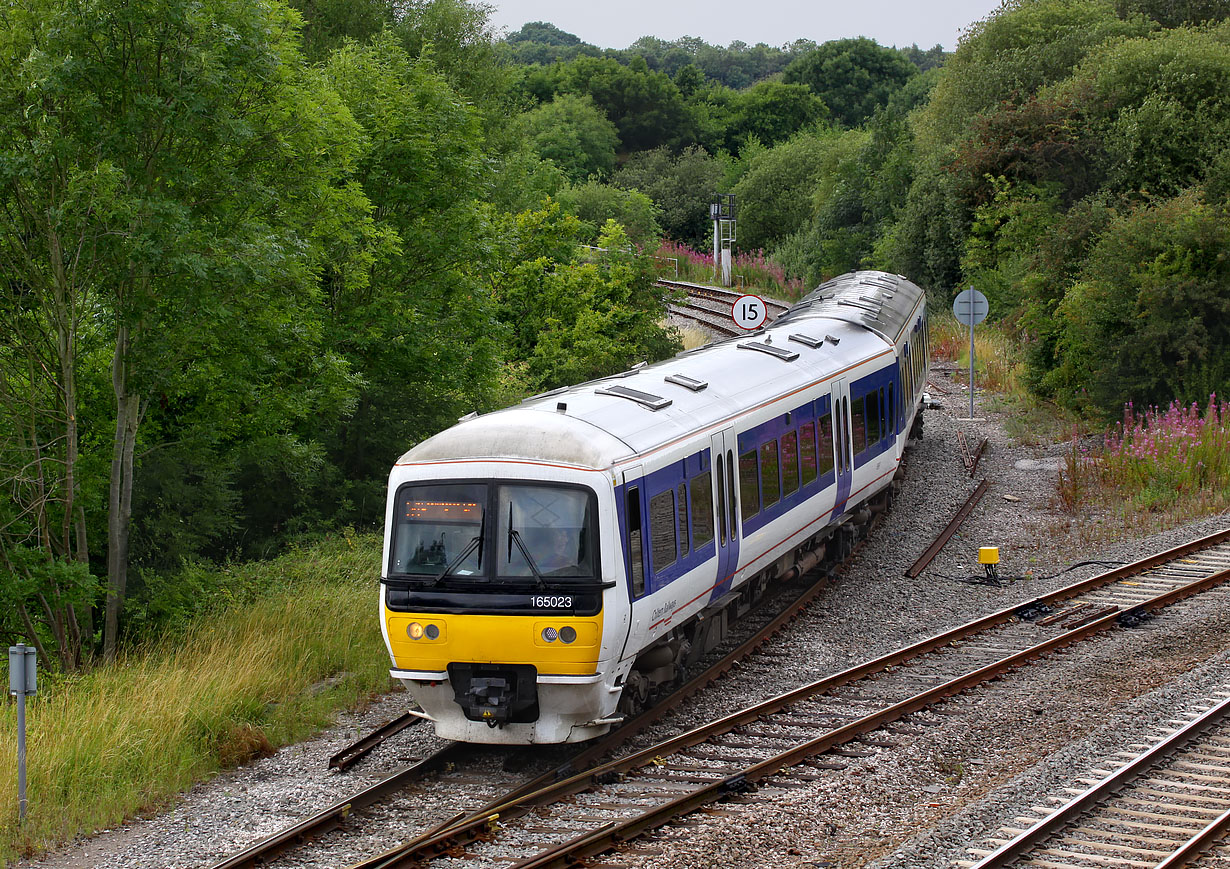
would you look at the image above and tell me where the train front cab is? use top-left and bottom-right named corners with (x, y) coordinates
top-left (380, 466), bottom-right (627, 744)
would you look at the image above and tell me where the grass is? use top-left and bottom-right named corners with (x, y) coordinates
top-left (1057, 397), bottom-right (1230, 535)
top-left (0, 534), bottom-right (391, 865)
top-left (929, 309), bottom-right (1026, 397)
top-left (653, 241), bottom-right (807, 300)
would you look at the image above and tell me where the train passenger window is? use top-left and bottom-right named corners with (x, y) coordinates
top-left (818, 413), bottom-right (834, 475)
top-left (649, 490), bottom-right (677, 572)
top-left (760, 440), bottom-right (780, 508)
top-left (676, 483), bottom-right (690, 558)
top-left (739, 449), bottom-right (759, 521)
top-left (781, 430), bottom-right (799, 496)
top-left (867, 390), bottom-right (881, 445)
top-left (800, 421), bottom-right (818, 485)
top-left (851, 396), bottom-right (867, 455)
top-left (690, 471), bottom-right (714, 548)
top-left (626, 487), bottom-right (645, 597)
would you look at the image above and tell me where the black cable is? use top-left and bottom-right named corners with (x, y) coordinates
top-left (934, 558), bottom-right (1128, 587)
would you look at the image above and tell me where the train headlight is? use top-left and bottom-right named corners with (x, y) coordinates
top-left (407, 622), bottom-right (425, 640)
top-left (559, 626), bottom-right (577, 644)
top-left (541, 627), bottom-right (558, 643)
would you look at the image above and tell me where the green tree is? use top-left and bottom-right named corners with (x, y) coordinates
top-left (519, 95), bottom-right (620, 182)
top-left (491, 213), bottom-right (681, 390)
top-left (317, 35), bottom-right (504, 525)
top-left (783, 37), bottom-right (918, 128)
top-left (613, 146), bottom-right (725, 247)
top-left (0, 0), bottom-right (369, 658)
top-left (725, 81), bottom-right (828, 149)
top-left (558, 55), bottom-right (695, 151)
top-left (1049, 192), bottom-right (1230, 414)
top-left (557, 182), bottom-right (662, 246)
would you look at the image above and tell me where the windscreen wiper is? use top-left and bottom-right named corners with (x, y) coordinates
top-left (506, 503), bottom-right (545, 589)
top-left (432, 534), bottom-right (481, 586)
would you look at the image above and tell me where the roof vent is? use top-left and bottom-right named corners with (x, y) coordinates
top-left (738, 341), bottom-right (800, 362)
top-left (788, 333), bottom-right (824, 349)
top-left (665, 373), bottom-right (708, 392)
top-left (595, 385), bottom-right (672, 411)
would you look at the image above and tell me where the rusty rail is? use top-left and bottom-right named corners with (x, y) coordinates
top-left (329, 710), bottom-right (422, 772)
top-left (904, 478), bottom-right (990, 578)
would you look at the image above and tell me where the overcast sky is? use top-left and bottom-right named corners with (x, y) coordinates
top-left (485, 0), bottom-right (1006, 52)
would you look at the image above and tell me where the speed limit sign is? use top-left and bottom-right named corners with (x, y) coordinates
top-left (732, 294), bottom-right (768, 330)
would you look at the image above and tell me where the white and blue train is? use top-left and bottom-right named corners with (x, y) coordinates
top-left (379, 270), bottom-right (929, 744)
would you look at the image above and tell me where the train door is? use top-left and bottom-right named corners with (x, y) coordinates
top-left (708, 428), bottom-right (740, 601)
top-left (831, 378), bottom-right (854, 518)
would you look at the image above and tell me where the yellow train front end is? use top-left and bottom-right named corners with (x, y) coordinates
top-left (379, 463), bottom-right (626, 744)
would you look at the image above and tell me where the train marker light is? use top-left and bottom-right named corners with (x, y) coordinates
top-left (408, 622), bottom-right (425, 640)
top-left (542, 627), bottom-right (558, 643)
top-left (560, 626), bottom-right (577, 644)
top-left (425, 624), bottom-right (440, 640)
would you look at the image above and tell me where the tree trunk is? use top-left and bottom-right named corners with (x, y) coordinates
top-left (104, 324), bottom-right (141, 661)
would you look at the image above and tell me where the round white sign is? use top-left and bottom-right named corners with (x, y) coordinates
top-left (732, 294), bottom-right (768, 330)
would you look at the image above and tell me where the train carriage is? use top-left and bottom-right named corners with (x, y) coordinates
top-left (380, 270), bottom-right (929, 744)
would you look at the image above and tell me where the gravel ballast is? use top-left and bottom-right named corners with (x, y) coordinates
top-left (16, 370), bottom-right (1230, 869)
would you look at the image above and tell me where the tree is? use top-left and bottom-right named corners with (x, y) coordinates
top-left (490, 210), bottom-right (680, 390)
top-left (613, 147), bottom-right (725, 248)
top-left (0, 0), bottom-right (369, 659)
top-left (783, 38), bottom-right (918, 128)
top-left (316, 35), bottom-right (505, 525)
top-left (558, 56), bottom-right (695, 151)
top-left (556, 183), bottom-right (662, 247)
top-left (519, 95), bottom-right (620, 182)
top-left (731, 130), bottom-right (847, 252)
top-left (725, 81), bottom-right (828, 149)
top-left (1049, 192), bottom-right (1230, 414)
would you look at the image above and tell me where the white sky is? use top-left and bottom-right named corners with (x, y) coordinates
top-left (485, 0), bottom-right (1006, 52)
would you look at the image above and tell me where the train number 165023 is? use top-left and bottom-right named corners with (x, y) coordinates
top-left (532, 595), bottom-right (573, 609)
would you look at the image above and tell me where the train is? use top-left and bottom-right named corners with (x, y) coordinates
top-left (379, 270), bottom-right (929, 744)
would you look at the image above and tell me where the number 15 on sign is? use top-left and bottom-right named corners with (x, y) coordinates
top-left (732, 294), bottom-right (767, 330)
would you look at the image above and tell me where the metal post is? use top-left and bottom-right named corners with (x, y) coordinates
top-left (969, 318), bottom-right (975, 420)
top-left (16, 689), bottom-right (25, 822)
top-left (9, 643), bottom-right (35, 823)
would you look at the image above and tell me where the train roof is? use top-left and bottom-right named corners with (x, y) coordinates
top-left (397, 271), bottom-right (925, 473)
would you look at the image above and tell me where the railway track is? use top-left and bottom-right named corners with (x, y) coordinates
top-left (208, 519), bottom-right (871, 869)
top-left (660, 280), bottom-right (790, 337)
top-left (337, 529), bottom-right (1230, 869)
top-left (963, 687), bottom-right (1230, 868)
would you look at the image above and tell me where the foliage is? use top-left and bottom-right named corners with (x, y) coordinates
top-left (556, 182), bottom-right (662, 246)
top-left (783, 37), bottom-right (919, 128)
top-left (314, 34), bottom-right (503, 529)
top-left (612, 146), bottom-right (726, 248)
top-left (1056, 396), bottom-right (1230, 533)
top-left (518, 94), bottom-right (620, 182)
top-left (731, 129), bottom-right (847, 252)
top-left (723, 81), bottom-right (829, 149)
top-left (555, 56), bottom-right (695, 152)
top-left (0, 535), bottom-right (389, 864)
top-left (654, 242), bottom-right (807, 298)
top-left (490, 211), bottom-right (681, 390)
top-left (1047, 192), bottom-right (1230, 415)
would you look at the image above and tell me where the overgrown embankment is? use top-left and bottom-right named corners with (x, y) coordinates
top-left (0, 535), bottom-right (391, 864)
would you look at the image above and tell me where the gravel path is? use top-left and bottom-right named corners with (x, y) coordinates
top-left (16, 369), bottom-right (1230, 869)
